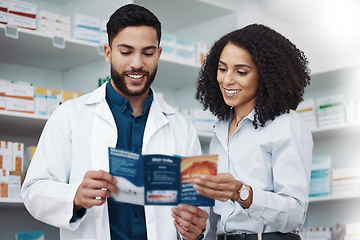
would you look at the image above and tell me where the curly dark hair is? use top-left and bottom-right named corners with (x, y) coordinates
top-left (195, 24), bottom-right (311, 128)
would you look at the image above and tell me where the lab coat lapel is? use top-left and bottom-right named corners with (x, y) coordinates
top-left (142, 92), bottom-right (171, 151)
top-left (88, 83), bottom-right (117, 240)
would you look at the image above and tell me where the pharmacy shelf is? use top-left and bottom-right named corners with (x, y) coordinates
top-left (310, 194), bottom-right (360, 203)
top-left (0, 110), bottom-right (48, 138)
top-left (0, 24), bottom-right (202, 88)
top-left (0, 24), bottom-right (103, 71)
top-left (311, 122), bottom-right (360, 141)
top-left (0, 198), bottom-right (24, 209)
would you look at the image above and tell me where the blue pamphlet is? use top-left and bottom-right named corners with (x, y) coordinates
top-left (108, 147), bottom-right (218, 206)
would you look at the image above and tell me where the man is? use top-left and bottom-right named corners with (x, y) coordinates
top-left (21, 4), bottom-right (208, 240)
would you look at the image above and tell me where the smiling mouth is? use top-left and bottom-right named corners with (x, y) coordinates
top-left (127, 74), bottom-right (145, 80)
top-left (225, 89), bottom-right (240, 94)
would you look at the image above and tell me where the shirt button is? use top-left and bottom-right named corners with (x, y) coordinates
top-left (134, 213), bottom-right (138, 218)
top-left (134, 149), bottom-right (139, 153)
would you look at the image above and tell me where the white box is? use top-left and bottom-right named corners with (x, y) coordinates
top-left (12, 142), bottom-right (24, 171)
top-left (160, 45), bottom-right (176, 60)
top-left (74, 13), bottom-right (100, 30)
top-left (161, 33), bottom-right (176, 47)
top-left (5, 97), bottom-right (34, 113)
top-left (7, 12), bottom-right (36, 30)
top-left (345, 99), bottom-right (357, 123)
top-left (175, 37), bottom-right (195, 51)
top-left (0, 79), bottom-right (10, 96)
top-left (8, 0), bottom-right (36, 18)
top-left (0, 0), bottom-right (9, 11)
top-left (0, 9), bottom-right (7, 24)
top-left (176, 49), bottom-right (195, 64)
top-left (0, 141), bottom-right (13, 170)
top-left (5, 81), bottom-right (34, 100)
top-left (73, 26), bottom-right (100, 43)
top-left (9, 174), bottom-right (21, 198)
top-left (0, 169), bottom-right (9, 198)
top-left (196, 41), bottom-right (210, 65)
top-left (34, 94), bottom-right (47, 115)
top-left (0, 96), bottom-right (5, 110)
top-left (38, 10), bottom-right (70, 24)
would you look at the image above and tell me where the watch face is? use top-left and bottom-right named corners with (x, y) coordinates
top-left (240, 185), bottom-right (250, 200)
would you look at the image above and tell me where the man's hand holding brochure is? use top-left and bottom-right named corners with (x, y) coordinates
top-left (108, 147), bottom-right (218, 206)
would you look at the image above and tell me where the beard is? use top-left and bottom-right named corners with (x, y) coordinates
top-left (110, 64), bottom-right (157, 97)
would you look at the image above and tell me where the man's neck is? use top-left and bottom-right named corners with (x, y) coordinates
top-left (110, 80), bottom-right (149, 117)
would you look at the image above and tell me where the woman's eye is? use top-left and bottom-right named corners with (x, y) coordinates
top-left (121, 52), bottom-right (131, 55)
top-left (218, 67), bottom-right (227, 72)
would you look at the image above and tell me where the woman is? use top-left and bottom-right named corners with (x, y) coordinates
top-left (194, 24), bottom-right (313, 240)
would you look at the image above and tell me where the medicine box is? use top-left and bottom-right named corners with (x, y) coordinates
top-left (0, 169), bottom-right (9, 198)
top-left (5, 97), bottom-right (34, 113)
top-left (0, 96), bottom-right (5, 110)
top-left (38, 10), bottom-right (70, 24)
top-left (73, 13), bottom-right (100, 30)
top-left (0, 141), bottom-right (13, 170)
top-left (9, 174), bottom-right (21, 198)
top-left (0, 0), bottom-right (9, 12)
top-left (5, 81), bottom-right (34, 100)
top-left (8, 0), bottom-right (37, 19)
top-left (73, 26), bottom-right (100, 43)
top-left (15, 231), bottom-right (45, 240)
top-left (12, 142), bottom-right (24, 172)
top-left (0, 9), bottom-right (7, 24)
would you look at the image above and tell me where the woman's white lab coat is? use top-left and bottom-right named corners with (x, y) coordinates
top-left (21, 82), bottom-right (203, 240)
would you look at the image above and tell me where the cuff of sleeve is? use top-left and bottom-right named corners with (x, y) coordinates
top-left (248, 187), bottom-right (265, 220)
top-left (70, 207), bottom-right (86, 223)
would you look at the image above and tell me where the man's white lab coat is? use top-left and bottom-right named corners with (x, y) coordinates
top-left (21, 82), bottom-right (204, 240)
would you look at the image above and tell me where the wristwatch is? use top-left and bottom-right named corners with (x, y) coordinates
top-left (236, 182), bottom-right (250, 202)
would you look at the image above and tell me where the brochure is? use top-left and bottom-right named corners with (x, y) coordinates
top-left (108, 147), bottom-right (218, 206)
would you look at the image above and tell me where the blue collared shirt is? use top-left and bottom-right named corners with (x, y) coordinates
top-left (106, 81), bottom-right (153, 240)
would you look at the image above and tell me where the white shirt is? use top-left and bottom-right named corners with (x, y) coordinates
top-left (210, 109), bottom-right (313, 235)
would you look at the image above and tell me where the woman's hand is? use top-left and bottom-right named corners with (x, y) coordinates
top-left (193, 173), bottom-right (240, 202)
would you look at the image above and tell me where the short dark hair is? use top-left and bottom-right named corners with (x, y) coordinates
top-left (106, 4), bottom-right (161, 46)
top-left (196, 24), bottom-right (311, 128)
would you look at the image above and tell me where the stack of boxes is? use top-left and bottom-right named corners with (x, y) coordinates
top-left (309, 155), bottom-right (332, 198)
top-left (73, 13), bottom-right (101, 43)
top-left (331, 167), bottom-right (360, 197)
top-left (0, 79), bottom-right (84, 116)
top-left (37, 10), bottom-right (71, 38)
top-left (300, 227), bottom-right (332, 240)
top-left (0, 140), bottom-right (24, 199)
top-left (7, 0), bottom-right (37, 31)
top-left (0, 0), bottom-right (8, 25)
top-left (160, 33), bottom-right (210, 66)
top-left (301, 223), bottom-right (360, 240)
top-left (2, 80), bottom-right (35, 114)
top-left (296, 98), bottom-right (317, 130)
top-left (181, 108), bottom-right (216, 136)
top-left (297, 95), bottom-right (360, 130)
top-left (316, 95), bottom-right (346, 127)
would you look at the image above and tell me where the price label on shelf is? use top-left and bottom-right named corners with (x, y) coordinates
top-left (52, 36), bottom-right (65, 49)
top-left (5, 26), bottom-right (18, 39)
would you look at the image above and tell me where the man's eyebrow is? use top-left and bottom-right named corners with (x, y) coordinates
top-left (117, 43), bottom-right (157, 51)
top-left (117, 43), bottom-right (134, 49)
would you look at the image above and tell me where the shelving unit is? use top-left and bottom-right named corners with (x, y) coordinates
top-left (1, 0), bottom-right (359, 238)
top-left (0, 0), bottom-right (237, 239)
